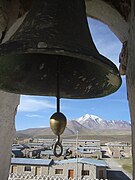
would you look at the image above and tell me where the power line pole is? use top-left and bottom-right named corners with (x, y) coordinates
top-left (76, 130), bottom-right (78, 180)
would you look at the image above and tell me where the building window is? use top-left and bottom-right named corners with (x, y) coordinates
top-left (55, 169), bottom-right (63, 174)
top-left (24, 166), bottom-right (31, 171)
top-left (35, 167), bottom-right (41, 176)
top-left (11, 166), bottom-right (17, 173)
top-left (81, 170), bottom-right (89, 176)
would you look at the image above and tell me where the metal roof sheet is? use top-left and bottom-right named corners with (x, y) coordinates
top-left (41, 150), bottom-right (65, 156)
top-left (63, 139), bottom-right (100, 142)
top-left (41, 150), bottom-right (54, 155)
top-left (11, 158), bottom-right (53, 166)
top-left (55, 158), bottom-right (108, 167)
top-left (78, 147), bottom-right (101, 150)
top-left (77, 150), bottom-right (100, 154)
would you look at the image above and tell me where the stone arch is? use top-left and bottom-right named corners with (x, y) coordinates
top-left (85, 1), bottom-right (134, 179)
top-left (85, 0), bottom-right (129, 42)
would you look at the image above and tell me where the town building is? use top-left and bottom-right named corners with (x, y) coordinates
top-left (11, 149), bottom-right (24, 158)
top-left (9, 157), bottom-right (108, 179)
top-left (106, 142), bottom-right (132, 158)
top-left (33, 138), bottom-right (101, 148)
top-left (77, 146), bottom-right (102, 159)
top-left (28, 139), bottom-right (102, 160)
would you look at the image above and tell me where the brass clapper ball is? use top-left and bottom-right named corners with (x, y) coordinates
top-left (50, 112), bottom-right (67, 157)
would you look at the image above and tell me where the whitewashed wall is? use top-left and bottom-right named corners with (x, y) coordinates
top-left (0, 1), bottom-right (20, 179)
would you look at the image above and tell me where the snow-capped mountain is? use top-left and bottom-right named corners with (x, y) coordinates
top-left (67, 120), bottom-right (90, 133)
top-left (77, 114), bottom-right (103, 123)
top-left (17, 114), bottom-right (131, 137)
top-left (76, 114), bottom-right (131, 129)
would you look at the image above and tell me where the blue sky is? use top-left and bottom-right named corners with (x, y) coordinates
top-left (16, 18), bottom-right (130, 130)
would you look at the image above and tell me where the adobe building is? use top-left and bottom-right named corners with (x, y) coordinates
top-left (107, 142), bottom-right (132, 158)
top-left (9, 158), bottom-right (108, 179)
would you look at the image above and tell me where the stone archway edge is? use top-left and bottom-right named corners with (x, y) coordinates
top-left (86, 0), bottom-right (129, 43)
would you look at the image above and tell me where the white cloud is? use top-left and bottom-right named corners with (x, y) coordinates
top-left (18, 95), bottom-right (55, 112)
top-left (39, 125), bottom-right (49, 128)
top-left (94, 38), bottom-right (121, 66)
top-left (25, 114), bottom-right (44, 118)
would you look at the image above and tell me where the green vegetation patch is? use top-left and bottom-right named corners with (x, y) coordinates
top-left (115, 158), bottom-right (132, 174)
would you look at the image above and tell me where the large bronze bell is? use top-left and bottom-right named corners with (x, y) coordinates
top-left (0, 0), bottom-right (121, 98)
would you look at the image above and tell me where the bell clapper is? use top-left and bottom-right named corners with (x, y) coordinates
top-left (53, 134), bottom-right (63, 157)
top-left (50, 59), bottom-right (67, 157)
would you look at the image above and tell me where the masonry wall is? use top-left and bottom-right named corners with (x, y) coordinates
top-left (126, 0), bottom-right (135, 178)
top-left (10, 165), bottom-right (49, 176)
top-left (49, 163), bottom-right (97, 179)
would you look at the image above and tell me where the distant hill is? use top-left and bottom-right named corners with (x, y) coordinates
top-left (16, 114), bottom-right (131, 138)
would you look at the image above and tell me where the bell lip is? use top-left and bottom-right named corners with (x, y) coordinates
top-left (0, 46), bottom-right (122, 98)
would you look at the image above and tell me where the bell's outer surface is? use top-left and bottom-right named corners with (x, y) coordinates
top-left (50, 112), bottom-right (67, 136)
top-left (0, 0), bottom-right (122, 98)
